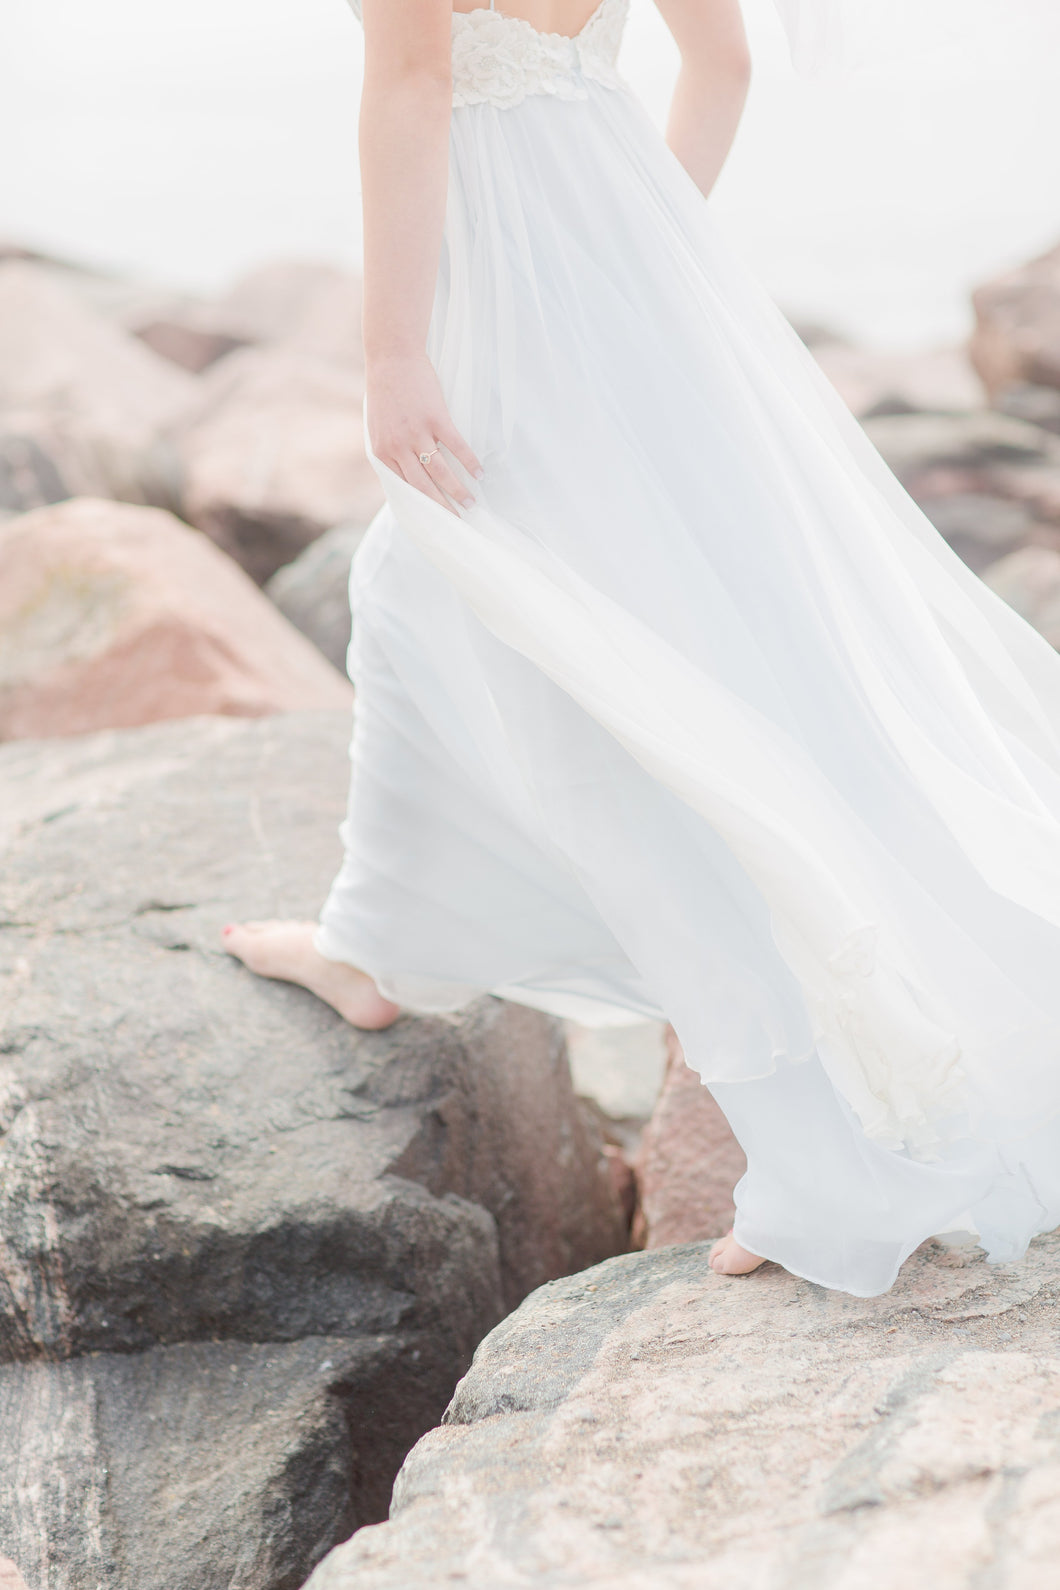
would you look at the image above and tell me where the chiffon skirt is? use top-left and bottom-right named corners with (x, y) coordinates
top-left (317, 77), bottom-right (1060, 1296)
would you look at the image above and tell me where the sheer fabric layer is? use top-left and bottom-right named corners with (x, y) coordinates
top-left (319, 74), bottom-right (1060, 1293)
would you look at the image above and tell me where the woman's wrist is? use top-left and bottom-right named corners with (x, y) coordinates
top-left (364, 344), bottom-right (429, 376)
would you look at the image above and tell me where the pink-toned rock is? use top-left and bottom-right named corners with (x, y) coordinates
top-left (601, 1140), bottom-right (636, 1228)
top-left (303, 1232), bottom-right (1060, 1590)
top-left (0, 1561), bottom-right (29, 1590)
top-left (971, 240), bottom-right (1060, 398)
top-left (983, 544), bottom-right (1060, 651)
top-left (175, 345), bottom-right (383, 583)
top-left (0, 497), bottom-right (352, 740)
top-left (133, 317), bottom-right (248, 374)
top-left (632, 1027), bottom-right (746, 1248)
top-left (0, 260), bottom-right (196, 508)
top-left (815, 342), bottom-right (983, 419)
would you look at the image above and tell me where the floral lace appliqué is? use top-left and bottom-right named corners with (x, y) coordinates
top-left (453, 13), bottom-right (574, 109)
top-left (451, 0), bottom-right (628, 109)
top-left (346, 0), bottom-right (629, 111)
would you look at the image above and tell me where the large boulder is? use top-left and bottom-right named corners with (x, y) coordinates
top-left (0, 710), bottom-right (627, 1589)
top-left (175, 346), bottom-right (383, 584)
top-left (306, 1232), bottom-right (1060, 1589)
top-left (631, 1029), bottom-right (745, 1249)
top-left (265, 522), bottom-right (370, 674)
top-left (0, 260), bottom-right (196, 509)
top-left (0, 497), bottom-right (352, 741)
top-left (971, 241), bottom-right (1060, 398)
top-left (0, 1339), bottom-right (402, 1590)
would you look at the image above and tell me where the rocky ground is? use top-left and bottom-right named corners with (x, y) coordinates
top-left (2, 233), bottom-right (1060, 1587)
top-left (0, 711), bottom-right (627, 1588)
top-left (304, 1234), bottom-right (1060, 1589)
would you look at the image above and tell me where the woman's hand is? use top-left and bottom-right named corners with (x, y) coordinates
top-left (367, 351), bottom-right (484, 514)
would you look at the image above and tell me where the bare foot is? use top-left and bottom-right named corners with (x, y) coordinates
top-left (709, 1231), bottom-right (767, 1276)
top-left (222, 920), bottom-right (400, 1030)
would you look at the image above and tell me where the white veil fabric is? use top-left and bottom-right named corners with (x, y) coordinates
top-left (770, 0), bottom-right (993, 74)
top-left (771, 0), bottom-right (844, 72)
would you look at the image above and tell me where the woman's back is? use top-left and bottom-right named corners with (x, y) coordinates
top-left (450, 0), bottom-right (608, 37)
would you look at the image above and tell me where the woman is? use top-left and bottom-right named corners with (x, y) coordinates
top-left (225, 0), bottom-right (1060, 1297)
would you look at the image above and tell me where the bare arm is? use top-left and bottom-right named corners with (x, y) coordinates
top-left (654, 0), bottom-right (751, 197)
top-left (359, 0), bottom-right (481, 509)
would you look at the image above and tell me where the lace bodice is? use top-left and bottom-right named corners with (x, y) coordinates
top-left (345, 0), bottom-right (629, 110)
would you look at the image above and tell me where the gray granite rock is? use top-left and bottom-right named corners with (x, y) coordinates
top-left (305, 1233), bottom-right (1060, 1588)
top-left (265, 523), bottom-right (369, 674)
top-left (0, 423), bottom-right (71, 519)
top-left (862, 409), bottom-right (1059, 485)
top-left (918, 490), bottom-right (1035, 571)
top-left (0, 1337), bottom-right (415, 1590)
top-left (996, 380), bottom-right (1060, 437)
top-left (0, 711), bottom-right (626, 1589)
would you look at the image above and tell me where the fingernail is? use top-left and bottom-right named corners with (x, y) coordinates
top-left (461, 496), bottom-right (475, 509)
top-left (473, 468), bottom-right (485, 480)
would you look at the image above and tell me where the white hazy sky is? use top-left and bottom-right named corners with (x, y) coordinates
top-left (3, 0), bottom-right (1060, 346)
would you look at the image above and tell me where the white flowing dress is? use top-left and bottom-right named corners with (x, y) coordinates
top-left (320, 0), bottom-right (1060, 1296)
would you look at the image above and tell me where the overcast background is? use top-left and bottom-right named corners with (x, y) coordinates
top-left (4, 0), bottom-right (1060, 345)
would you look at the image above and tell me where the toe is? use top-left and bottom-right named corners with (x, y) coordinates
top-left (222, 925), bottom-right (252, 958)
top-left (709, 1235), bottom-right (732, 1273)
top-left (709, 1233), bottom-right (764, 1277)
